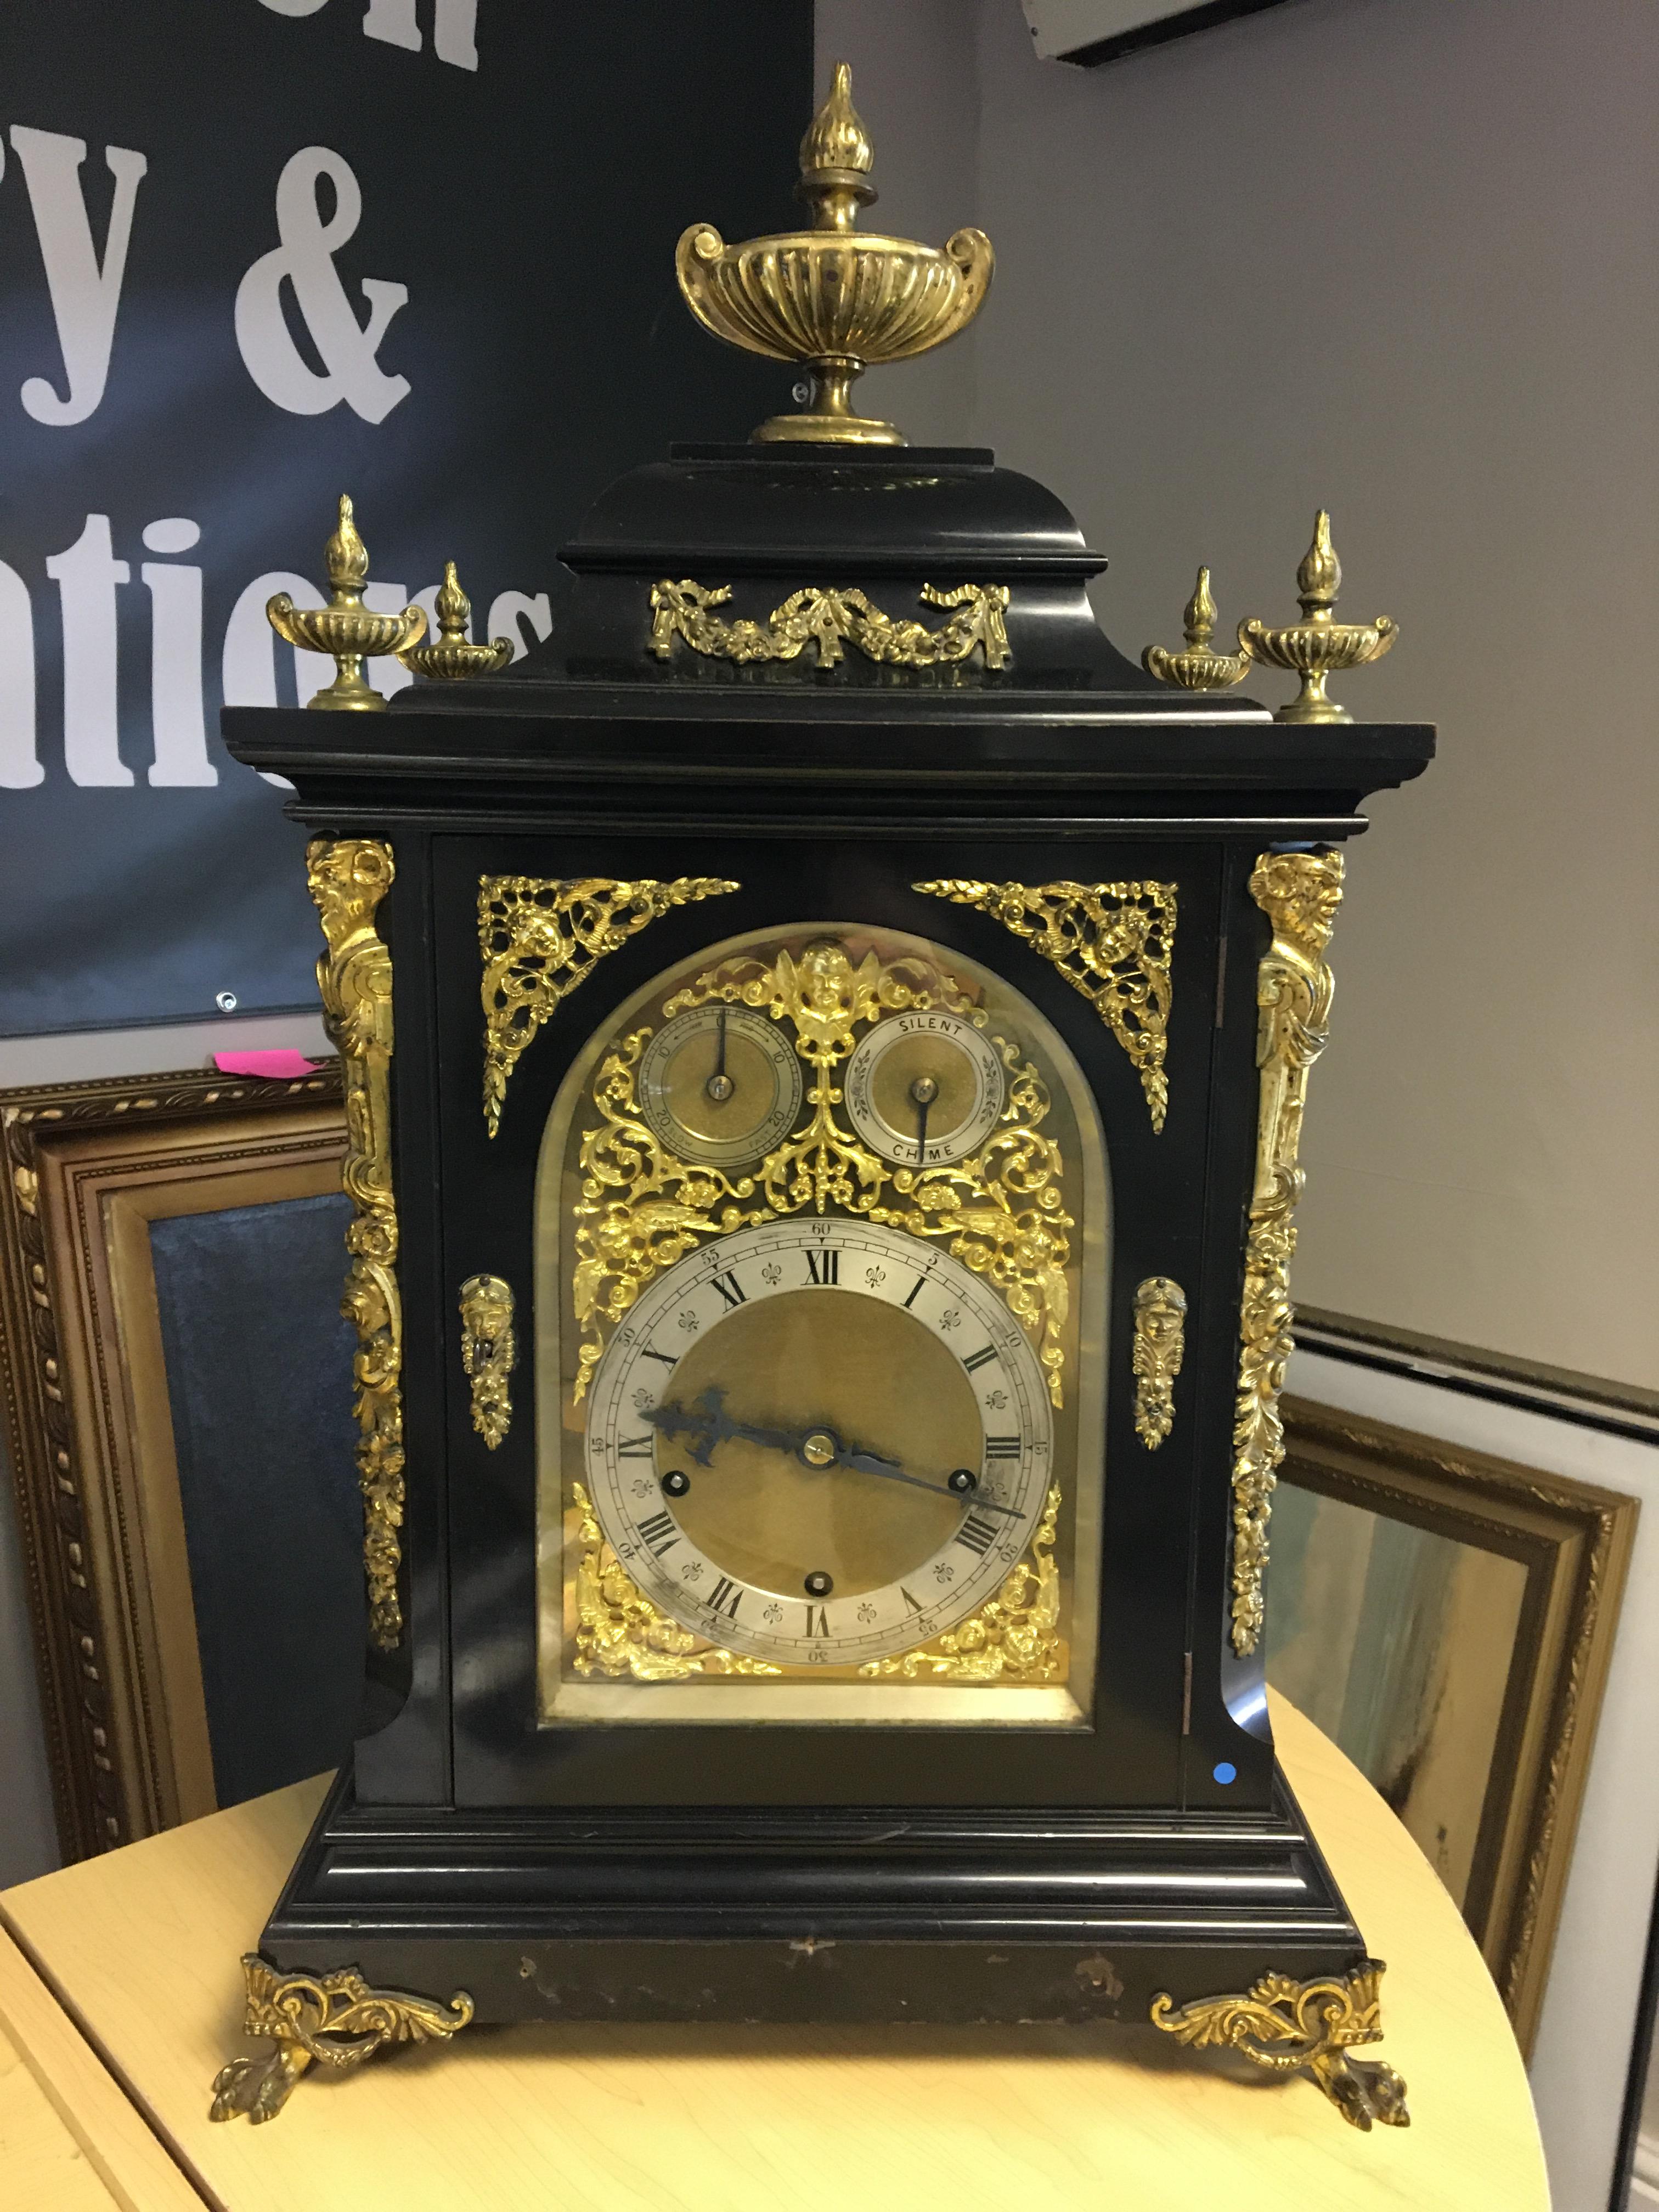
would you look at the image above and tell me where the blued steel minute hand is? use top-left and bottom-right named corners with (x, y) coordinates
top-left (645, 1388), bottom-right (1020, 1517)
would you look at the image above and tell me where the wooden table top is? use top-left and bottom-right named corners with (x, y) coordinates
top-left (0, 1693), bottom-right (1549, 2211)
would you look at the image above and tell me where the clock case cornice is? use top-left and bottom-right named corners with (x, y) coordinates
top-left (225, 442), bottom-right (1432, 841)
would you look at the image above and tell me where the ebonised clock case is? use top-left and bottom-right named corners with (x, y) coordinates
top-left (223, 439), bottom-right (1432, 2026)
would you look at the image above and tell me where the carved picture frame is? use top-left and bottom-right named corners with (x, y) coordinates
top-left (1272, 1394), bottom-right (1639, 2056)
top-left (0, 1064), bottom-right (347, 1861)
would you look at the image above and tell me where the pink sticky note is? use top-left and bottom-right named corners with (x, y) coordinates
top-left (213, 1050), bottom-right (320, 1079)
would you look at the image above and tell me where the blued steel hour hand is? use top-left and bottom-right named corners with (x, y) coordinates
top-left (645, 1387), bottom-right (1019, 1516)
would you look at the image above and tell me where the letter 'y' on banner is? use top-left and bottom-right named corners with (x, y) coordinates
top-left (8, 128), bottom-right (149, 428)
top-left (235, 146), bottom-right (410, 423)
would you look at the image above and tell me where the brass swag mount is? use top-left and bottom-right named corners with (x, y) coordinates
top-left (676, 61), bottom-right (993, 447)
top-left (648, 578), bottom-right (1012, 673)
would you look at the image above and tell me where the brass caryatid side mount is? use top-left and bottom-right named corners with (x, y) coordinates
top-left (398, 561), bottom-right (513, 680)
top-left (675, 63), bottom-right (993, 446)
top-left (1239, 512), bottom-right (1397, 723)
top-left (1143, 567), bottom-right (1251, 691)
top-left (267, 495), bottom-right (426, 711)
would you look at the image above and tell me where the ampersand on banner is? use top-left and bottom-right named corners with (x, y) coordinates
top-left (234, 145), bottom-right (410, 422)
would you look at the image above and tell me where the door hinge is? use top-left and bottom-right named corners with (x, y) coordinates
top-left (1181, 1650), bottom-right (1193, 1735)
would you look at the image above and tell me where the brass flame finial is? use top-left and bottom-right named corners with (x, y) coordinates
top-left (398, 560), bottom-right (514, 680)
top-left (797, 61), bottom-right (875, 231)
top-left (1237, 511), bottom-right (1398, 724)
top-left (1143, 565), bottom-right (1250, 691)
top-left (266, 495), bottom-right (426, 712)
top-left (675, 60), bottom-right (993, 447)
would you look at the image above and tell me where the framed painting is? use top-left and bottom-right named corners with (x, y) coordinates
top-left (1271, 1394), bottom-right (1639, 2055)
top-left (0, 1064), bottom-right (362, 1860)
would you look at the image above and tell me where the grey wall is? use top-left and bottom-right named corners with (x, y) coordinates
top-left (820, 0), bottom-right (1659, 1390)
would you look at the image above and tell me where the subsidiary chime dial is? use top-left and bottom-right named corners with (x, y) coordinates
top-left (844, 1008), bottom-right (1006, 1167)
top-left (637, 1005), bottom-right (803, 1167)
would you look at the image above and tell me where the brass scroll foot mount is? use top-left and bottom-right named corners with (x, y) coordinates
top-left (1150, 1959), bottom-right (1409, 2131)
top-left (209, 1954), bottom-right (475, 2123)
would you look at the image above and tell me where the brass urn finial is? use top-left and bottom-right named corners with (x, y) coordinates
top-left (675, 60), bottom-right (993, 447)
top-left (266, 495), bottom-right (426, 712)
top-left (398, 560), bottom-right (514, 680)
top-left (1143, 565), bottom-right (1250, 691)
top-left (1238, 511), bottom-right (1398, 724)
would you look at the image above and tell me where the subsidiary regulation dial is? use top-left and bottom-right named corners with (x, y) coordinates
top-left (844, 1009), bottom-right (1006, 1168)
top-left (637, 1005), bottom-right (803, 1168)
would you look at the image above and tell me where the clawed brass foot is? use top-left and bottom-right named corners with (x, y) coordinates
top-left (209, 2042), bottom-right (312, 2124)
top-left (1150, 1958), bottom-right (1409, 2131)
top-left (208, 1954), bottom-right (475, 2123)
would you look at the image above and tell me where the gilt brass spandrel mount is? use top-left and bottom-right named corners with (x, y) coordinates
top-left (1229, 847), bottom-right (1344, 1656)
top-left (307, 836), bottom-right (404, 1650)
top-left (649, 579), bottom-right (1011, 672)
top-left (1150, 1959), bottom-right (1408, 2130)
top-left (209, 1954), bottom-right (474, 2124)
top-left (479, 876), bottom-right (740, 1138)
top-left (913, 879), bottom-right (1176, 1131)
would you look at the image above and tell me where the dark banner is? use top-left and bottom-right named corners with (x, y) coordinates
top-left (0, 0), bottom-right (810, 1036)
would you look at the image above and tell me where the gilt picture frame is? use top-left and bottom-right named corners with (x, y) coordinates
top-left (0, 1064), bottom-right (352, 1861)
top-left (1271, 1393), bottom-right (1639, 2055)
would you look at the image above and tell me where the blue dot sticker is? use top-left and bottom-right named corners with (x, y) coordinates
top-left (1212, 1761), bottom-right (1237, 1785)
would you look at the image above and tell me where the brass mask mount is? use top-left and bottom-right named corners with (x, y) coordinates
top-left (266, 495), bottom-right (426, 712)
top-left (1238, 512), bottom-right (1398, 724)
top-left (675, 62), bottom-right (994, 447)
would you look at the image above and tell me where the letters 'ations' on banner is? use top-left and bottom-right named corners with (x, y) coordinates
top-left (0, 1), bottom-right (809, 1037)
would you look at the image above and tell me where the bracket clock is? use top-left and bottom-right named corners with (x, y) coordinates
top-left (215, 66), bottom-right (1431, 2131)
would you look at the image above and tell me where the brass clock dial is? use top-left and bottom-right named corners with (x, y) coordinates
top-left (584, 1218), bottom-right (1053, 1667)
top-left (843, 1008), bottom-right (1005, 1167)
top-left (636, 1003), bottom-right (803, 1167)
